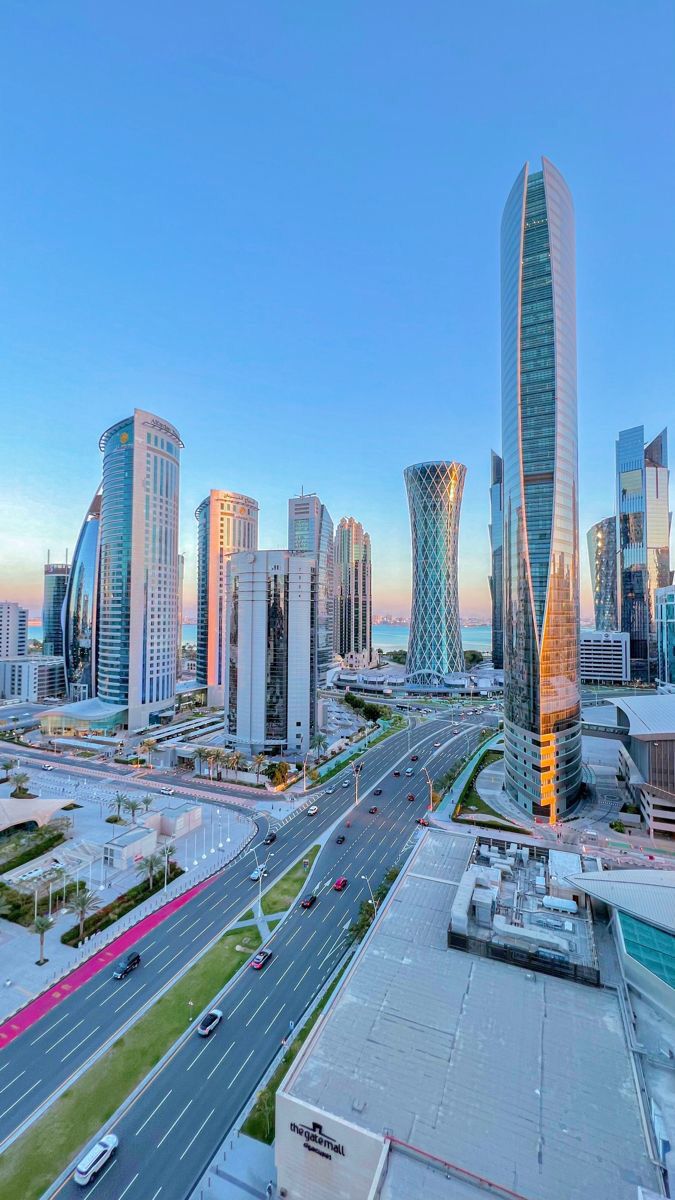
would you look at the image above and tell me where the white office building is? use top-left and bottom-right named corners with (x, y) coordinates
top-left (0, 656), bottom-right (66, 702)
top-left (225, 550), bottom-right (316, 756)
top-left (580, 630), bottom-right (630, 684)
top-left (0, 603), bottom-right (28, 659)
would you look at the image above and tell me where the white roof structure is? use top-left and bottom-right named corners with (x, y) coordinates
top-left (613, 693), bottom-right (675, 738)
top-left (42, 698), bottom-right (127, 720)
top-left (0, 795), bottom-right (66, 834)
top-left (568, 869), bottom-right (675, 934)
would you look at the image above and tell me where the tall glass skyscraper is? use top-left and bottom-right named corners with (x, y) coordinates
top-left (334, 517), bottom-right (373, 669)
top-left (288, 493), bottom-right (334, 686)
top-left (195, 490), bottom-right (259, 706)
top-left (404, 461), bottom-right (465, 685)
top-left (42, 559), bottom-right (70, 657)
top-left (98, 409), bottom-right (182, 729)
top-left (62, 490), bottom-right (101, 700)
top-left (488, 451), bottom-right (504, 669)
top-left (587, 516), bottom-right (618, 632)
top-left (616, 426), bottom-right (671, 682)
top-left (501, 158), bottom-right (581, 820)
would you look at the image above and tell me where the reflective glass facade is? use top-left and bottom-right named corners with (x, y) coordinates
top-left (488, 451), bottom-right (503, 669)
top-left (334, 517), bottom-right (372, 666)
top-left (288, 494), bottom-right (333, 686)
top-left (42, 563), bottom-right (69, 657)
top-left (62, 491), bottom-right (101, 700)
top-left (587, 517), bottom-right (618, 631)
top-left (616, 426), bottom-right (672, 681)
top-left (195, 491), bottom-right (258, 700)
top-left (656, 585), bottom-right (675, 689)
top-left (619, 912), bottom-right (675, 990)
top-left (501, 159), bottom-right (581, 819)
top-left (404, 461), bottom-right (465, 685)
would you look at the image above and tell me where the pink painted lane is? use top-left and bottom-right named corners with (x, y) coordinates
top-left (0, 875), bottom-right (214, 1050)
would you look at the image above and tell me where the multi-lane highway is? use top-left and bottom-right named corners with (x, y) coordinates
top-left (1, 715), bottom-right (485, 1193)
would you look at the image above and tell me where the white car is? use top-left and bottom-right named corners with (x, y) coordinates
top-left (160, 786), bottom-right (174, 795)
top-left (250, 867), bottom-right (268, 882)
top-left (307, 805), bottom-right (319, 815)
top-left (74, 1134), bottom-right (119, 1186)
top-left (41, 763), bottom-right (55, 771)
top-left (341, 780), bottom-right (350, 789)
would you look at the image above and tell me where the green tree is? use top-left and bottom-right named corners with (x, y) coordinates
top-left (10, 771), bottom-right (30, 797)
top-left (229, 751), bottom-right (243, 781)
top-left (362, 703), bottom-right (382, 723)
top-left (265, 761), bottom-right (290, 787)
top-left (140, 738), bottom-right (158, 763)
top-left (109, 791), bottom-right (128, 821)
top-left (136, 852), bottom-right (163, 891)
top-left (464, 650), bottom-right (483, 668)
top-left (140, 793), bottom-right (154, 815)
top-left (212, 748), bottom-right (228, 780)
top-left (1, 758), bottom-right (16, 781)
top-left (252, 752), bottom-right (267, 784)
top-left (123, 796), bottom-right (142, 825)
top-left (311, 733), bottom-right (328, 758)
top-left (34, 914), bottom-right (52, 964)
top-left (73, 887), bottom-right (100, 945)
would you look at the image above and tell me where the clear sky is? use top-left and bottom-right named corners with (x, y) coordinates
top-left (1, 1), bottom-right (674, 620)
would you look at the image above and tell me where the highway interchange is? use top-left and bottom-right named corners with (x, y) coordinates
top-left (1, 713), bottom-right (488, 1198)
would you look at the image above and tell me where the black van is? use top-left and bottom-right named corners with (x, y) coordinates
top-left (113, 950), bottom-right (141, 980)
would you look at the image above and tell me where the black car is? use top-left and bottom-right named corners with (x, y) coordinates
top-left (263, 832), bottom-right (277, 845)
top-left (336, 834), bottom-right (346, 844)
top-left (368, 806), bottom-right (378, 814)
top-left (407, 792), bottom-right (415, 801)
top-left (113, 950), bottom-right (141, 980)
top-left (373, 788), bottom-right (383, 796)
top-left (393, 770), bottom-right (401, 777)
top-left (300, 893), bottom-right (317, 909)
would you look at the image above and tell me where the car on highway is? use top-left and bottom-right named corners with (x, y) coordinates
top-left (373, 788), bottom-right (383, 796)
top-left (263, 832), bottom-right (277, 845)
top-left (410, 754), bottom-right (419, 761)
top-left (113, 950), bottom-right (141, 980)
top-left (405, 768), bottom-right (414, 777)
top-left (336, 834), bottom-right (346, 844)
top-left (307, 805), bottom-right (319, 815)
top-left (250, 867), bottom-right (268, 882)
top-left (433, 741), bottom-right (441, 748)
top-left (326, 786), bottom-right (336, 794)
top-left (300, 893), bottom-right (317, 909)
top-left (74, 1133), bottom-right (119, 1187)
top-left (160, 786), bottom-right (174, 795)
top-left (341, 780), bottom-right (350, 788)
top-left (197, 1009), bottom-right (223, 1037)
top-left (41, 763), bottom-right (55, 771)
top-left (333, 877), bottom-right (348, 891)
top-left (393, 770), bottom-right (401, 777)
top-left (368, 805), bottom-right (378, 814)
top-left (251, 948), bottom-right (273, 970)
top-left (416, 817), bottom-right (430, 826)
top-left (407, 793), bottom-right (415, 801)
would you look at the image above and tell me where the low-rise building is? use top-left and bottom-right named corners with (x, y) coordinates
top-left (614, 695), bottom-right (675, 837)
top-left (0, 655), bottom-right (66, 702)
top-left (580, 629), bottom-right (630, 683)
top-left (102, 825), bottom-right (158, 871)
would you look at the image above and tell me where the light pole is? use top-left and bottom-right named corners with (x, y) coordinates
top-left (303, 752), bottom-right (311, 793)
top-left (361, 874), bottom-right (378, 915)
top-left (251, 847), bottom-right (274, 918)
top-left (352, 761), bottom-right (363, 806)
top-left (217, 808), bottom-right (223, 851)
top-left (422, 767), bottom-right (434, 812)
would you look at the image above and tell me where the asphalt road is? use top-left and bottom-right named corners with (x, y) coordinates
top-left (47, 715), bottom-right (485, 1200)
top-left (0, 715), bottom-right (483, 1171)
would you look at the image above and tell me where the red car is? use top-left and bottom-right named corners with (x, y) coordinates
top-left (300, 894), bottom-right (317, 909)
top-left (251, 949), bottom-right (273, 970)
top-left (333, 877), bottom-right (348, 891)
top-left (368, 806), bottom-right (378, 814)
top-left (407, 793), bottom-right (415, 801)
top-left (416, 817), bottom-right (430, 827)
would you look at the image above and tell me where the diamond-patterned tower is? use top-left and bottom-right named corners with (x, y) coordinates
top-left (404, 461), bottom-right (466, 685)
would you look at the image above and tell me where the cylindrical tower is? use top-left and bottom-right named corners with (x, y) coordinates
top-left (404, 461), bottom-right (466, 685)
top-left (62, 490), bottom-right (101, 700)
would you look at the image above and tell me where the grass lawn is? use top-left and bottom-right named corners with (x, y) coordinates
top-left (0, 926), bottom-right (261, 1200)
top-left (261, 845), bottom-right (321, 916)
top-left (241, 962), bottom-right (348, 1144)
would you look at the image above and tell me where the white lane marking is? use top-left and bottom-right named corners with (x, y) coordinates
top-left (314, 933), bottom-right (333, 958)
top-left (150, 1190), bottom-right (162, 1200)
top-left (156, 1099), bottom-right (192, 1147)
top-left (0, 1079), bottom-right (41, 1120)
top-left (0, 1061), bottom-right (9, 1074)
top-left (262, 1003), bottom-right (285, 1036)
top-left (192, 920), bottom-right (214, 941)
top-left (113, 983), bottom-right (145, 1013)
top-left (178, 918), bottom-right (200, 937)
top-left (293, 964), bottom-right (313, 992)
top-left (0, 1070), bottom-right (24, 1095)
top-left (144, 945), bottom-right (172, 967)
top-left (85, 1158), bottom-right (116, 1195)
top-left (301, 930), bottom-right (317, 951)
top-left (116, 1173), bottom-right (139, 1199)
top-left (285, 925), bottom-right (302, 945)
top-left (186, 1038), bottom-right (213, 1072)
top-left (179, 1107), bottom-right (216, 1160)
top-left (228, 988), bottom-right (251, 1018)
top-left (227, 1048), bottom-right (254, 1089)
top-left (206, 1039), bottom-right (236, 1080)
top-left (156, 950), bottom-right (183, 972)
top-left (61, 1025), bottom-right (101, 1062)
top-left (244, 997), bottom-right (268, 1028)
top-left (44, 1019), bottom-right (84, 1052)
top-left (134, 1088), bottom-right (173, 1135)
top-left (274, 962), bottom-right (294, 987)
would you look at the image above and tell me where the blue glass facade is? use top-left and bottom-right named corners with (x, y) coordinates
top-left (656, 585), bottom-right (675, 688)
top-left (62, 491), bottom-right (101, 700)
top-left (488, 451), bottom-right (503, 669)
top-left (43, 563), bottom-right (69, 658)
top-left (619, 912), bottom-right (675, 990)
top-left (288, 494), bottom-right (333, 687)
top-left (97, 419), bottom-right (135, 706)
top-left (404, 461), bottom-right (465, 685)
top-left (587, 517), bottom-right (618, 632)
top-left (501, 159), bottom-right (581, 819)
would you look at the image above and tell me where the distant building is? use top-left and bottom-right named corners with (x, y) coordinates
top-left (404, 461), bottom-right (466, 685)
top-left (334, 516), bottom-right (374, 669)
top-left (656, 584), bottom-right (675, 692)
top-left (488, 451), bottom-right (503, 669)
top-left (97, 409), bottom-right (182, 729)
top-left (0, 602), bottom-right (28, 659)
top-left (0, 655), bottom-right (66, 702)
top-left (42, 559), bottom-right (69, 657)
top-left (587, 516), bottom-right (618, 632)
top-left (288, 493), bottom-right (334, 686)
top-left (225, 550), bottom-right (315, 756)
top-left (62, 490), bottom-right (101, 701)
top-left (501, 158), bottom-right (581, 820)
top-left (580, 630), bottom-right (630, 684)
top-left (176, 553), bottom-right (184, 680)
top-left (195, 490), bottom-right (259, 707)
top-left (616, 425), bottom-right (672, 681)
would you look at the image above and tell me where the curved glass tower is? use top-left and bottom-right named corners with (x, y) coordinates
top-left (587, 516), bottom-right (618, 632)
top-left (501, 158), bottom-right (581, 821)
top-left (404, 461), bottom-right (466, 686)
top-left (62, 490), bottom-right (101, 700)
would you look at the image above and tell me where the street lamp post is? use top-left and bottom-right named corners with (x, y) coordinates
top-left (303, 753), bottom-right (311, 793)
top-left (352, 762), bottom-right (363, 806)
top-left (361, 874), bottom-right (378, 915)
top-left (422, 767), bottom-right (434, 812)
top-left (251, 847), bottom-right (274, 919)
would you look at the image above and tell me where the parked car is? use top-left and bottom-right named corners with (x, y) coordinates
top-left (368, 806), bottom-right (378, 814)
top-left (197, 1009), bottom-right (223, 1037)
top-left (333, 877), bottom-right (348, 891)
top-left (251, 949), bottom-right (273, 970)
top-left (113, 951), bottom-right (141, 980)
top-left (407, 793), bottom-right (415, 801)
top-left (307, 805), bottom-right (319, 815)
top-left (250, 867), bottom-right (268, 882)
top-left (336, 834), bottom-right (346, 844)
top-left (300, 894), bottom-right (317, 909)
top-left (74, 1134), bottom-right (119, 1187)
top-left (262, 832), bottom-right (277, 845)
top-left (373, 788), bottom-right (383, 796)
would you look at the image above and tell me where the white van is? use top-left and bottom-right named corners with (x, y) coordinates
top-left (74, 1134), bottom-right (119, 1186)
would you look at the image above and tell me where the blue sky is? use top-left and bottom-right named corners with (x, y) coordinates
top-left (1, 1), bottom-right (674, 619)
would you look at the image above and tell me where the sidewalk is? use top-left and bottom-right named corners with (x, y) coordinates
top-left (190, 1131), bottom-right (275, 1200)
top-left (434, 733), bottom-right (504, 818)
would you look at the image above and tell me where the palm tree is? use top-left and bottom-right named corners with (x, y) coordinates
top-left (193, 747), bottom-right (206, 777)
top-left (10, 771), bottom-right (30, 797)
top-left (205, 750), bottom-right (217, 780)
top-left (109, 791), bottom-right (128, 821)
top-left (136, 852), bottom-right (163, 890)
top-left (73, 887), bottom-right (100, 945)
top-left (1, 758), bottom-right (16, 782)
top-left (34, 914), bottom-right (52, 964)
top-left (123, 796), bottom-right (142, 825)
top-left (140, 794), bottom-right (154, 816)
top-left (229, 751), bottom-right (243, 782)
top-left (252, 752), bottom-right (267, 784)
top-left (140, 738), bottom-right (158, 764)
top-left (210, 748), bottom-right (226, 781)
top-left (311, 733), bottom-right (328, 759)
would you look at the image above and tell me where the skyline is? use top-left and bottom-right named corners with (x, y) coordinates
top-left (1, 2), bottom-right (674, 620)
